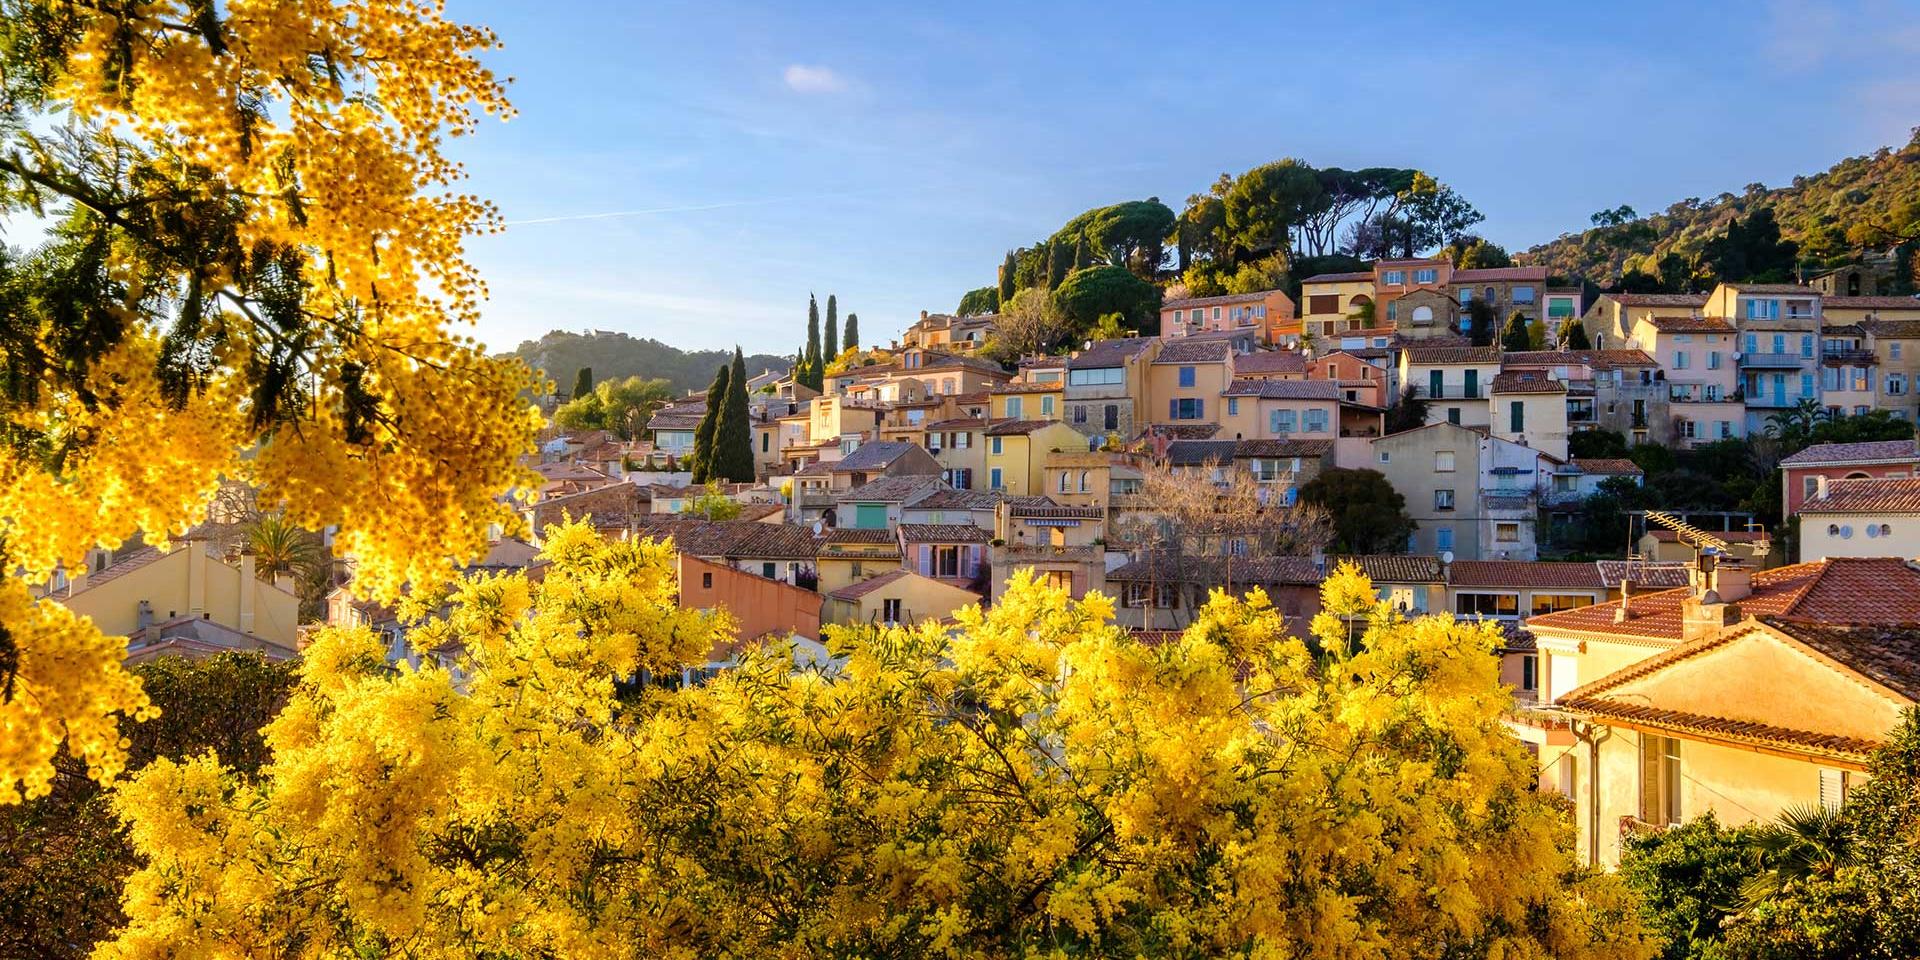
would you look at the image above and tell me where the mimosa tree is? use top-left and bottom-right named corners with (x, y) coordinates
top-left (104, 539), bottom-right (1655, 959)
top-left (0, 0), bottom-right (541, 801)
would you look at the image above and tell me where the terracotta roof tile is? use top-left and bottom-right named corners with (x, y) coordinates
top-left (1646, 315), bottom-right (1737, 333)
top-left (984, 419), bottom-right (1062, 436)
top-left (899, 523), bottom-right (991, 543)
top-left (1452, 266), bottom-right (1548, 283)
top-left (1801, 476), bottom-right (1920, 514)
top-left (1528, 557), bottom-right (1920, 642)
top-left (1489, 372), bottom-right (1567, 395)
top-left (1570, 458), bottom-right (1643, 476)
top-left (1152, 339), bottom-right (1234, 364)
top-left (825, 528), bottom-right (896, 544)
top-left (1067, 337), bottom-right (1157, 369)
top-left (1222, 378), bottom-right (1339, 400)
top-left (828, 568), bottom-right (912, 601)
top-left (1605, 293), bottom-right (1709, 308)
top-left (839, 475), bottom-right (947, 503)
top-left (1231, 351), bottom-right (1308, 375)
top-left (1829, 295), bottom-right (1920, 311)
top-left (1778, 439), bottom-right (1920, 466)
top-left (1299, 271), bottom-right (1374, 284)
top-left (1331, 554), bottom-right (1445, 582)
top-left (1449, 561), bottom-right (1605, 590)
top-left (1404, 344), bottom-right (1501, 365)
top-left (1163, 289), bottom-right (1285, 309)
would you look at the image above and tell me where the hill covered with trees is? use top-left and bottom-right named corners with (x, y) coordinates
top-left (505, 331), bottom-right (791, 397)
top-left (1521, 128), bottom-right (1920, 289)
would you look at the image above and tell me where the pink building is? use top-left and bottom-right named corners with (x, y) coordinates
top-left (1779, 439), bottom-right (1920, 517)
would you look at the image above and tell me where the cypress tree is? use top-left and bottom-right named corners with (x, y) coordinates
top-left (690, 364), bottom-right (728, 484)
top-left (805, 294), bottom-right (822, 386)
top-left (1500, 312), bottom-right (1532, 353)
top-left (713, 347), bottom-right (755, 482)
top-left (570, 367), bottom-right (593, 402)
top-left (844, 312), bottom-right (859, 352)
top-left (1564, 321), bottom-right (1592, 350)
top-left (824, 295), bottom-right (838, 367)
top-left (998, 250), bottom-right (1018, 306)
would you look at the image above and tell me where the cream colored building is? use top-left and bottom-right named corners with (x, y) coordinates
top-left (823, 568), bottom-right (981, 627)
top-left (43, 538), bottom-right (302, 657)
top-left (1297, 271), bottom-right (1377, 341)
top-left (1398, 343), bottom-right (1500, 429)
top-left (1796, 475), bottom-right (1920, 561)
top-left (1525, 556), bottom-right (1920, 864)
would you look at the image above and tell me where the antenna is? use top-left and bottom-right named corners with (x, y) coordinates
top-left (1644, 510), bottom-right (1731, 554)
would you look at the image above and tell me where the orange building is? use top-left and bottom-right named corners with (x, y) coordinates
top-left (677, 554), bottom-right (822, 654)
top-left (1159, 289), bottom-right (1300, 347)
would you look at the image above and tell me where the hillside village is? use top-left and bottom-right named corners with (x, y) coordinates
top-left (393, 261), bottom-right (1920, 866)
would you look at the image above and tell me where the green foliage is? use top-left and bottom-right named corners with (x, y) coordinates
top-left (957, 287), bottom-right (1000, 317)
top-left (0, 653), bottom-right (296, 960)
top-left (805, 294), bottom-right (822, 385)
top-left (1395, 172), bottom-right (1485, 259)
top-left (998, 250), bottom-right (1018, 306)
top-left (1570, 429), bottom-right (1631, 460)
top-left (1049, 199), bottom-right (1176, 279)
top-left (843, 312), bottom-right (859, 352)
top-left (1525, 130), bottom-right (1920, 284)
top-left (681, 480), bottom-right (742, 521)
top-left (1222, 254), bottom-right (1287, 295)
top-left (1223, 159), bottom-right (1326, 262)
top-left (1527, 315), bottom-right (1549, 350)
top-left (1619, 813), bottom-right (1761, 960)
top-left (1445, 236), bottom-right (1512, 269)
top-left (1766, 400), bottom-right (1916, 458)
top-left (1467, 299), bottom-right (1498, 346)
top-left (1501, 312), bottom-right (1532, 352)
top-left (506, 331), bottom-right (789, 397)
top-left (570, 366), bottom-right (593, 401)
top-left (1383, 385), bottom-right (1430, 435)
top-left (710, 348), bottom-right (754, 483)
top-left (824, 295), bottom-right (838, 370)
top-left (1088, 312), bottom-right (1132, 341)
top-left (1299, 467), bottom-right (1417, 554)
top-left (1566, 321), bottom-right (1593, 350)
top-left (552, 375), bottom-right (674, 440)
top-left (690, 364), bottom-right (728, 484)
top-left (1700, 208), bottom-right (1799, 285)
top-left (1054, 265), bottom-right (1160, 333)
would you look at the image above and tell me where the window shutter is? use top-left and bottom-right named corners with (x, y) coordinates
top-left (1195, 399), bottom-right (1204, 418)
top-left (919, 545), bottom-right (932, 576)
top-left (1819, 768), bottom-right (1847, 811)
top-left (1169, 398), bottom-right (1178, 419)
top-left (966, 545), bottom-right (981, 577)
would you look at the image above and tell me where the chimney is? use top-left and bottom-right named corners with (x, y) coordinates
top-left (1815, 475), bottom-right (1830, 500)
top-left (238, 550), bottom-right (257, 635)
top-left (1614, 579), bottom-right (1633, 623)
top-left (136, 599), bottom-right (154, 630)
top-left (186, 540), bottom-right (207, 617)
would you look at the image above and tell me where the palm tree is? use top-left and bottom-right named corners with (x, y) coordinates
top-left (1739, 803), bottom-right (1852, 907)
top-left (245, 513), bottom-right (322, 580)
top-left (1764, 398), bottom-right (1831, 450)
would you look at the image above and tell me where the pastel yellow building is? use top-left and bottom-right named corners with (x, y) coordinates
top-left (984, 420), bottom-right (1088, 496)
top-left (43, 537), bottom-right (302, 659)
top-left (1297, 271), bottom-right (1377, 340)
top-left (990, 382), bottom-right (1064, 422)
top-left (1145, 339), bottom-right (1234, 428)
top-left (823, 568), bottom-right (982, 627)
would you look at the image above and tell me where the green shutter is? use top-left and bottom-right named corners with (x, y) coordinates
top-left (854, 504), bottom-right (888, 529)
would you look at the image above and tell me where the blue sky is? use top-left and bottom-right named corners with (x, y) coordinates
top-left (452, 0), bottom-right (1920, 354)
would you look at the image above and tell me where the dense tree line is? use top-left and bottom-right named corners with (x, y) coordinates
top-left (1523, 128), bottom-right (1920, 290)
top-left (508, 331), bottom-right (790, 397)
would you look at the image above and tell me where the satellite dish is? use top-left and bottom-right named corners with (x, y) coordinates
top-left (811, 520), bottom-right (824, 536)
top-left (1440, 551), bottom-right (1455, 565)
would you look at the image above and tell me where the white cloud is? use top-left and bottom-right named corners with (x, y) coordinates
top-left (783, 64), bottom-right (849, 95)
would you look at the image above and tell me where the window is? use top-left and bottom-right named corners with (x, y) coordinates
top-left (1073, 404), bottom-right (1087, 425)
top-left (990, 436), bottom-right (1003, 455)
top-left (1639, 733), bottom-right (1682, 827)
top-left (1125, 582), bottom-right (1179, 608)
top-left (1006, 397), bottom-right (1023, 418)
top-left (1068, 367), bottom-right (1124, 386)
top-left (1459, 288), bottom-right (1473, 306)
top-left (1178, 366), bottom-right (1196, 388)
top-left (1104, 404), bottom-right (1119, 430)
top-left (1454, 593), bottom-right (1519, 617)
top-left (955, 431), bottom-right (970, 449)
top-left (1801, 373), bottom-right (1815, 398)
top-left (1411, 305), bottom-right (1434, 326)
top-left (1041, 395), bottom-right (1054, 417)
top-left (989, 467), bottom-right (1003, 490)
top-left (1435, 526), bottom-right (1455, 552)
top-left (1171, 398), bottom-right (1205, 419)
top-left (1058, 471), bottom-right (1070, 493)
top-left (1271, 409), bottom-right (1297, 434)
top-left (1531, 594), bottom-right (1593, 616)
top-left (1718, 420), bottom-right (1733, 438)
top-left (1521, 655), bottom-right (1538, 692)
top-left (1822, 366), bottom-right (1840, 391)
top-left (1079, 470), bottom-right (1091, 493)
top-left (761, 432), bottom-right (770, 452)
top-left (1680, 418), bottom-right (1696, 439)
top-left (1895, 343), bottom-right (1906, 360)
top-left (1891, 374), bottom-right (1909, 396)
top-left (1820, 768), bottom-right (1850, 812)
top-left (1509, 401), bottom-right (1525, 433)
top-left (1379, 451), bottom-right (1391, 463)
top-left (1429, 370), bottom-right (1444, 399)
top-left (1707, 351), bottom-right (1722, 370)
top-left (1413, 267), bottom-right (1437, 284)
top-left (1772, 333), bottom-right (1786, 354)
top-left (1304, 409), bottom-right (1329, 432)
top-left (1512, 285), bottom-right (1536, 304)
top-left (1227, 397), bottom-right (1239, 416)
top-left (701, 572), bottom-right (713, 589)
top-left (1745, 298), bottom-right (1779, 320)
top-left (1211, 307), bottom-right (1221, 320)
top-left (1673, 350), bottom-right (1689, 370)
top-left (1447, 407), bottom-right (1461, 424)
top-left (1435, 451), bottom-right (1456, 472)
top-left (1801, 334), bottom-right (1814, 359)
top-left (881, 598), bottom-right (903, 624)
top-left (1384, 270), bottom-right (1405, 285)
top-left (1463, 369), bottom-right (1479, 398)
top-left (1495, 522), bottom-right (1521, 542)
top-left (1435, 488), bottom-right (1456, 510)
top-left (762, 562), bottom-right (777, 579)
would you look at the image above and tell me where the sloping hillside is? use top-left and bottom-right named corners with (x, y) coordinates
top-left (506, 331), bottom-right (791, 396)
top-left (1521, 129), bottom-right (1920, 283)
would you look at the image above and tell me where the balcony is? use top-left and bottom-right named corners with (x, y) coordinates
top-left (1744, 391), bottom-right (1815, 409)
top-left (1739, 352), bottom-right (1810, 369)
top-left (994, 543), bottom-right (1102, 564)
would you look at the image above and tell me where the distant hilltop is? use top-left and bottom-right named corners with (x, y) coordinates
top-left (504, 330), bottom-right (792, 396)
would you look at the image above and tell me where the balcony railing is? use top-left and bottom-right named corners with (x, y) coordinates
top-left (994, 543), bottom-right (1102, 563)
top-left (1739, 352), bottom-right (1810, 368)
top-left (1744, 392), bottom-right (1815, 409)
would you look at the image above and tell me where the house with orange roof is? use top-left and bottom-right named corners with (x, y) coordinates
top-left (1778, 438), bottom-right (1920, 517)
top-left (1298, 270), bottom-right (1376, 341)
top-left (1523, 555), bottom-right (1920, 864)
top-left (1064, 336), bottom-right (1159, 441)
top-left (1796, 475), bottom-right (1920, 561)
top-left (1159, 288), bottom-right (1299, 347)
top-left (822, 568), bottom-right (981, 628)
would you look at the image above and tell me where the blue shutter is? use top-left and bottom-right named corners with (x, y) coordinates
top-left (1195, 399), bottom-right (1204, 419)
top-left (919, 545), bottom-right (933, 576)
top-left (1169, 398), bottom-right (1178, 419)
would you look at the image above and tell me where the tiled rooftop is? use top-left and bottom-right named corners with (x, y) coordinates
top-left (1570, 458), bottom-right (1643, 476)
top-left (1778, 439), bottom-right (1920, 466)
top-left (1489, 372), bottom-right (1567, 395)
top-left (1528, 557), bottom-right (1920, 642)
top-left (1448, 560), bottom-right (1606, 590)
top-left (1152, 339), bottom-right (1233, 364)
top-left (1222, 378), bottom-right (1340, 400)
top-left (1403, 344), bottom-right (1501, 365)
top-left (1800, 476), bottom-right (1920, 514)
